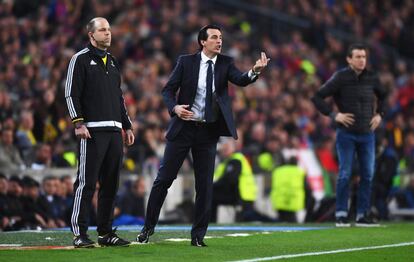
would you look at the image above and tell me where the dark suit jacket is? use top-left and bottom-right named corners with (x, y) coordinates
top-left (162, 52), bottom-right (257, 140)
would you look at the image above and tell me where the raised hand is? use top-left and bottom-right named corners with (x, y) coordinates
top-left (252, 52), bottom-right (270, 73)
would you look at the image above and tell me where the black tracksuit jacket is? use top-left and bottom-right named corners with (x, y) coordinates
top-left (312, 67), bottom-right (387, 133)
top-left (65, 43), bottom-right (131, 132)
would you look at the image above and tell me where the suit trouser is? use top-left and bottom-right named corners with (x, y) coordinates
top-left (144, 121), bottom-right (218, 240)
top-left (71, 131), bottom-right (123, 236)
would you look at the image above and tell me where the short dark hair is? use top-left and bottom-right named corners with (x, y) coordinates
top-left (347, 43), bottom-right (368, 58)
top-left (9, 175), bottom-right (22, 186)
top-left (42, 175), bottom-right (57, 183)
top-left (22, 176), bottom-right (40, 188)
top-left (197, 24), bottom-right (221, 50)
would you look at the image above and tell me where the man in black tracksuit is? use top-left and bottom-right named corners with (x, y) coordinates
top-left (312, 43), bottom-right (387, 227)
top-left (65, 17), bottom-right (134, 248)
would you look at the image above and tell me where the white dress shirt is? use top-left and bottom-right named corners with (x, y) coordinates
top-left (191, 52), bottom-right (217, 121)
top-left (189, 51), bottom-right (257, 121)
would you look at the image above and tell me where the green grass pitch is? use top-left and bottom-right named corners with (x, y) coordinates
top-left (0, 223), bottom-right (413, 261)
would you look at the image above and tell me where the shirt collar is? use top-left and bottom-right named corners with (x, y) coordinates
top-left (201, 51), bottom-right (217, 64)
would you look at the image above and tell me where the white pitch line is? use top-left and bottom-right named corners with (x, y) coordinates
top-left (230, 242), bottom-right (414, 262)
top-left (227, 233), bottom-right (251, 237)
top-left (165, 238), bottom-right (191, 242)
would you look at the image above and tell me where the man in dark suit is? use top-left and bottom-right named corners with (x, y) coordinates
top-left (137, 24), bottom-right (269, 247)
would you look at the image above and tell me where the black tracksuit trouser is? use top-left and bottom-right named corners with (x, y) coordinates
top-left (71, 131), bottom-right (123, 237)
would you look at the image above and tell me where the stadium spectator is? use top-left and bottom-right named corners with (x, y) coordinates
top-left (0, 90), bottom-right (13, 124)
top-left (30, 143), bottom-right (52, 170)
top-left (271, 156), bottom-right (308, 223)
top-left (256, 136), bottom-right (285, 174)
top-left (15, 110), bottom-right (37, 164)
top-left (0, 173), bottom-right (10, 230)
top-left (0, 127), bottom-right (25, 173)
top-left (395, 176), bottom-right (414, 209)
top-left (51, 140), bottom-right (76, 168)
top-left (59, 175), bottom-right (73, 208)
top-left (40, 176), bottom-right (66, 227)
top-left (4, 176), bottom-right (25, 230)
top-left (33, 89), bottom-right (62, 144)
top-left (212, 138), bottom-right (274, 222)
top-left (114, 177), bottom-right (146, 226)
top-left (370, 137), bottom-right (399, 221)
top-left (244, 121), bottom-right (267, 172)
top-left (56, 175), bottom-right (73, 226)
top-left (402, 131), bottom-right (414, 173)
top-left (20, 176), bottom-right (49, 229)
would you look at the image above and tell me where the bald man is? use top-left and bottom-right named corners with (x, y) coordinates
top-left (65, 17), bottom-right (134, 248)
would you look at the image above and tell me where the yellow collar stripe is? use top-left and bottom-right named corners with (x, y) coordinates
top-left (102, 55), bottom-right (107, 65)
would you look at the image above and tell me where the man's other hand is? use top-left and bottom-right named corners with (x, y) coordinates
top-left (370, 114), bottom-right (382, 131)
top-left (174, 105), bottom-right (194, 121)
top-left (125, 129), bottom-right (135, 146)
top-left (335, 112), bottom-right (355, 127)
top-left (75, 125), bottom-right (91, 139)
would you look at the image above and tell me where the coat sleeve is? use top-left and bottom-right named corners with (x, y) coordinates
top-left (373, 74), bottom-right (387, 117)
top-left (311, 72), bottom-right (341, 118)
top-left (65, 54), bottom-right (85, 124)
top-left (120, 94), bottom-right (132, 130)
top-left (162, 56), bottom-right (184, 116)
top-left (227, 58), bottom-right (257, 87)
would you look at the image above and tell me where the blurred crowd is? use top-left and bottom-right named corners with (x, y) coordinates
top-left (0, 173), bottom-right (146, 230)
top-left (1, 0), bottom-right (414, 227)
top-left (241, 0), bottom-right (414, 59)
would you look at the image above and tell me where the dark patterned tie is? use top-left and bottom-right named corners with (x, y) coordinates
top-left (205, 60), bottom-right (213, 122)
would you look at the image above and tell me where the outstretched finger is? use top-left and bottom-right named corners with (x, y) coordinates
top-left (263, 52), bottom-right (269, 63)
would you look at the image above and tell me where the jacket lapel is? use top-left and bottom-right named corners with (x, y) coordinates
top-left (214, 55), bottom-right (222, 93)
top-left (190, 53), bottom-right (201, 104)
